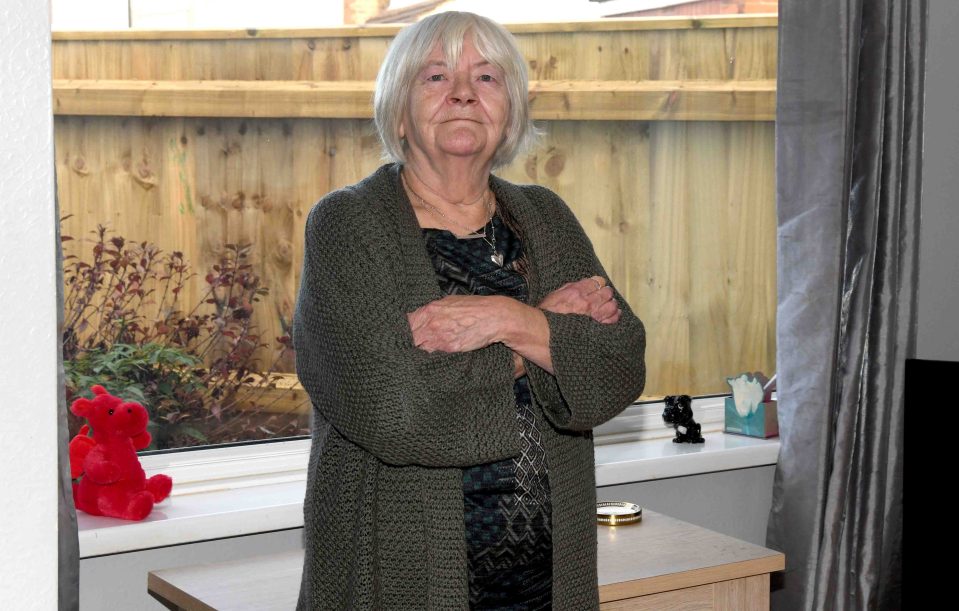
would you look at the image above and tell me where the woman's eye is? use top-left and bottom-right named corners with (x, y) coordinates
top-left (428, 74), bottom-right (445, 82)
top-left (479, 74), bottom-right (494, 82)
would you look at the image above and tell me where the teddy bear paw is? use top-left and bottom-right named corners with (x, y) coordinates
top-left (147, 474), bottom-right (173, 503)
top-left (126, 491), bottom-right (155, 521)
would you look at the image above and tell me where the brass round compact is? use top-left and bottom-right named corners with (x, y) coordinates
top-left (596, 501), bottom-right (643, 526)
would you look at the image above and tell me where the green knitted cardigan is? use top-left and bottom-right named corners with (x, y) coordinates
top-left (294, 163), bottom-right (646, 610)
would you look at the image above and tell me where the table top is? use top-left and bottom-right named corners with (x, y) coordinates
top-left (148, 509), bottom-right (785, 610)
top-left (596, 510), bottom-right (784, 601)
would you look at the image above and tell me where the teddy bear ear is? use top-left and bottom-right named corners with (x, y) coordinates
top-left (91, 385), bottom-right (108, 396)
top-left (70, 397), bottom-right (93, 417)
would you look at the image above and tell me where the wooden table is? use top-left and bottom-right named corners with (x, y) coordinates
top-left (596, 510), bottom-right (784, 609)
top-left (148, 510), bottom-right (784, 610)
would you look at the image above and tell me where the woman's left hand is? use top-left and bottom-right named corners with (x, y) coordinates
top-left (409, 295), bottom-right (554, 374)
top-left (408, 295), bottom-right (509, 353)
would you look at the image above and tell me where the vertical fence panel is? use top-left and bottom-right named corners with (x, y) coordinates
top-left (52, 18), bottom-right (778, 398)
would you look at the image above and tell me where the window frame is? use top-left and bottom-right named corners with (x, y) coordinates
top-left (83, 395), bottom-right (778, 558)
top-left (139, 395), bottom-right (729, 493)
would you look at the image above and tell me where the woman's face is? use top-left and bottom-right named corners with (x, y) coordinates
top-left (401, 34), bottom-right (509, 166)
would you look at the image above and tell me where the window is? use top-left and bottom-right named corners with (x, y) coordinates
top-left (53, 0), bottom-right (778, 452)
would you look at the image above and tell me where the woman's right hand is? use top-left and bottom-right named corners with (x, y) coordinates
top-left (537, 275), bottom-right (621, 324)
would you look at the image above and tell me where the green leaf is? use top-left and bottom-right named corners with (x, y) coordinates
top-left (177, 424), bottom-right (208, 443)
top-left (124, 386), bottom-right (147, 404)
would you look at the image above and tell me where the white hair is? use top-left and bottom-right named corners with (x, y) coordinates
top-left (373, 11), bottom-right (538, 169)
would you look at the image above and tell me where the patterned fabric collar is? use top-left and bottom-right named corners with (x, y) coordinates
top-left (358, 163), bottom-right (549, 309)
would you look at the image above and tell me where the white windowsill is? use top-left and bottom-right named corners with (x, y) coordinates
top-left (593, 430), bottom-right (780, 486)
top-left (78, 425), bottom-right (780, 559)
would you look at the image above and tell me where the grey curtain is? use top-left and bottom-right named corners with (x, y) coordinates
top-left (57, 163), bottom-right (80, 610)
top-left (768, 0), bottom-right (924, 609)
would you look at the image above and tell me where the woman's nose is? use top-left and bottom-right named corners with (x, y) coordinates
top-left (448, 74), bottom-right (477, 104)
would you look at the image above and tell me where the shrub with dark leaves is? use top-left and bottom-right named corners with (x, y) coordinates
top-left (63, 223), bottom-right (300, 449)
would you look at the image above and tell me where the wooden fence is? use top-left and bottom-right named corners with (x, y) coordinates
top-left (52, 15), bottom-right (778, 399)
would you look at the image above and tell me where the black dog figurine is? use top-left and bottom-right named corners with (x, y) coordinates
top-left (662, 395), bottom-right (705, 443)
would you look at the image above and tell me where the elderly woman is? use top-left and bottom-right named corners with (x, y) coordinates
top-left (294, 11), bottom-right (645, 610)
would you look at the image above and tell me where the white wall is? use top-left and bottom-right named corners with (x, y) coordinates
top-left (51, 0), bottom-right (129, 30)
top-left (51, 0), bottom-right (345, 30)
top-left (917, 0), bottom-right (959, 362)
top-left (599, 465), bottom-right (776, 546)
top-left (0, 0), bottom-right (60, 609)
top-left (82, 529), bottom-right (304, 610)
top-left (130, 0), bottom-right (344, 29)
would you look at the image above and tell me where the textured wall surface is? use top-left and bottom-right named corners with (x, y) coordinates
top-left (917, 0), bottom-right (959, 361)
top-left (0, 0), bottom-right (59, 608)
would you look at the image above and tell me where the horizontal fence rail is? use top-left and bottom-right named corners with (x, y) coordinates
top-left (53, 79), bottom-right (776, 121)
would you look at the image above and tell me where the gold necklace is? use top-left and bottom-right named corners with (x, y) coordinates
top-left (401, 172), bottom-right (503, 266)
top-left (484, 210), bottom-right (503, 266)
top-left (402, 173), bottom-right (491, 239)
top-left (405, 165), bottom-right (489, 209)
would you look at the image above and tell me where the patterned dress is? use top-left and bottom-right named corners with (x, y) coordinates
top-left (422, 213), bottom-right (554, 610)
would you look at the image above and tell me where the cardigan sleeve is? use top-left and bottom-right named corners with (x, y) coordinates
top-left (293, 192), bottom-right (520, 468)
top-left (520, 186), bottom-right (647, 432)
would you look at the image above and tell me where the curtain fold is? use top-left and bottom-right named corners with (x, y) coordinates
top-left (768, 1), bottom-right (923, 609)
top-left (57, 162), bottom-right (81, 610)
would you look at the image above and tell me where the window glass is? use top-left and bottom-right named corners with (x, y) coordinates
top-left (54, 0), bottom-right (778, 451)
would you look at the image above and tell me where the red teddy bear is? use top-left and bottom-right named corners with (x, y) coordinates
top-left (69, 385), bottom-right (173, 521)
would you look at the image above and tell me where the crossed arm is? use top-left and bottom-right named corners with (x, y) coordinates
top-left (406, 275), bottom-right (622, 376)
top-left (295, 189), bottom-right (644, 467)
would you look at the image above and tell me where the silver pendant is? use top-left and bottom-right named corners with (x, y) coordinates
top-left (491, 252), bottom-right (504, 266)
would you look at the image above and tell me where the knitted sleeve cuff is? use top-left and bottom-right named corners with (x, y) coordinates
top-left (525, 309), bottom-right (646, 432)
